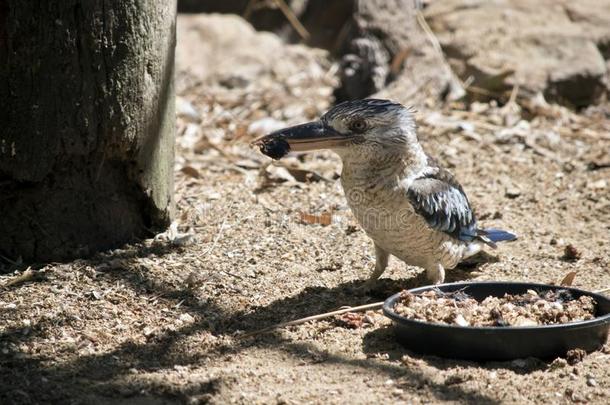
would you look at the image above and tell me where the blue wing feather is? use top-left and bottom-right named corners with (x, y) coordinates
top-left (406, 161), bottom-right (516, 246)
top-left (406, 163), bottom-right (477, 242)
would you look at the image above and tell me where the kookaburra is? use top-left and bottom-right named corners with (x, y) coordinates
top-left (254, 99), bottom-right (516, 287)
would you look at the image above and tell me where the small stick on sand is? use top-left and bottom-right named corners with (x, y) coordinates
top-left (594, 286), bottom-right (610, 294)
top-left (239, 285), bottom-right (610, 337)
top-left (239, 301), bottom-right (384, 338)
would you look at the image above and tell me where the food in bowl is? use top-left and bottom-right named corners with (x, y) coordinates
top-left (393, 288), bottom-right (596, 327)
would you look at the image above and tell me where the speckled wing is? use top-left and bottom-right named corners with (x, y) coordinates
top-left (406, 165), bottom-right (477, 242)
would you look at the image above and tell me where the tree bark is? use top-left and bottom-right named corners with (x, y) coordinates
top-left (0, 1), bottom-right (176, 262)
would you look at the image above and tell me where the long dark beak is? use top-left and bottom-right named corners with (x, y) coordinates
top-left (252, 121), bottom-right (348, 160)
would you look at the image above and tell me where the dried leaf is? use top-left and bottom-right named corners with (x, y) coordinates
top-left (228, 124), bottom-right (248, 142)
top-left (336, 312), bottom-right (365, 329)
top-left (559, 271), bottom-right (577, 287)
top-left (390, 47), bottom-right (411, 76)
top-left (234, 159), bottom-right (262, 170)
top-left (181, 165), bottom-right (201, 178)
top-left (299, 212), bottom-right (333, 226)
top-left (285, 167), bottom-right (330, 183)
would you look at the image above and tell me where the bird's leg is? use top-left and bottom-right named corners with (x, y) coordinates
top-left (426, 263), bottom-right (445, 284)
top-left (359, 244), bottom-right (389, 291)
top-left (370, 244), bottom-right (390, 280)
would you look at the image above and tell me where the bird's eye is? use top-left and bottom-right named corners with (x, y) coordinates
top-left (349, 119), bottom-right (367, 132)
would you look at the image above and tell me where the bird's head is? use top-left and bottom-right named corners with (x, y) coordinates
top-left (254, 99), bottom-right (418, 160)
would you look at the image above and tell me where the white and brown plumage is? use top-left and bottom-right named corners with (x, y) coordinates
top-left (255, 99), bottom-right (516, 287)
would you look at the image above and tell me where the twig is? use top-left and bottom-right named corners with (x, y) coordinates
top-left (241, 0), bottom-right (256, 20)
top-left (238, 301), bottom-right (384, 338)
top-left (219, 269), bottom-right (244, 280)
top-left (465, 85), bottom-right (501, 98)
top-left (1, 267), bottom-right (42, 288)
top-left (0, 253), bottom-right (20, 265)
top-left (242, 0), bottom-right (259, 19)
top-left (415, 10), bottom-right (464, 100)
top-left (523, 134), bottom-right (562, 163)
top-left (273, 0), bottom-right (310, 41)
top-left (415, 10), bottom-right (443, 57)
top-left (197, 202), bottom-right (234, 259)
top-left (594, 287), bottom-right (610, 295)
top-left (507, 83), bottom-right (520, 106)
top-left (332, 19), bottom-right (352, 53)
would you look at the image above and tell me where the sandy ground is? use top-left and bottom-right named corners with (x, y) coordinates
top-left (1, 14), bottom-right (609, 405)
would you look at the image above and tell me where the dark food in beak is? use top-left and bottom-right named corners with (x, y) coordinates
top-left (253, 121), bottom-right (347, 160)
top-left (258, 137), bottom-right (291, 160)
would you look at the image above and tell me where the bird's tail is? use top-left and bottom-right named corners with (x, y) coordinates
top-left (476, 228), bottom-right (517, 249)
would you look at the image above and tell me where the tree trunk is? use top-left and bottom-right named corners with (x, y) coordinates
top-left (0, 1), bottom-right (176, 263)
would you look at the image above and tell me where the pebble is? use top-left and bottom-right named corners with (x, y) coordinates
top-left (454, 314), bottom-right (470, 327)
top-left (587, 179), bottom-right (607, 190)
top-left (179, 313), bottom-right (195, 323)
top-left (549, 357), bottom-right (568, 370)
top-left (143, 326), bottom-right (155, 337)
top-left (505, 187), bottom-right (521, 198)
top-left (458, 121), bottom-right (475, 132)
top-left (176, 97), bottom-right (201, 123)
top-left (586, 377), bottom-right (597, 387)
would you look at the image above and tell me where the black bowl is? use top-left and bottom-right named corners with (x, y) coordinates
top-left (382, 281), bottom-right (610, 361)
